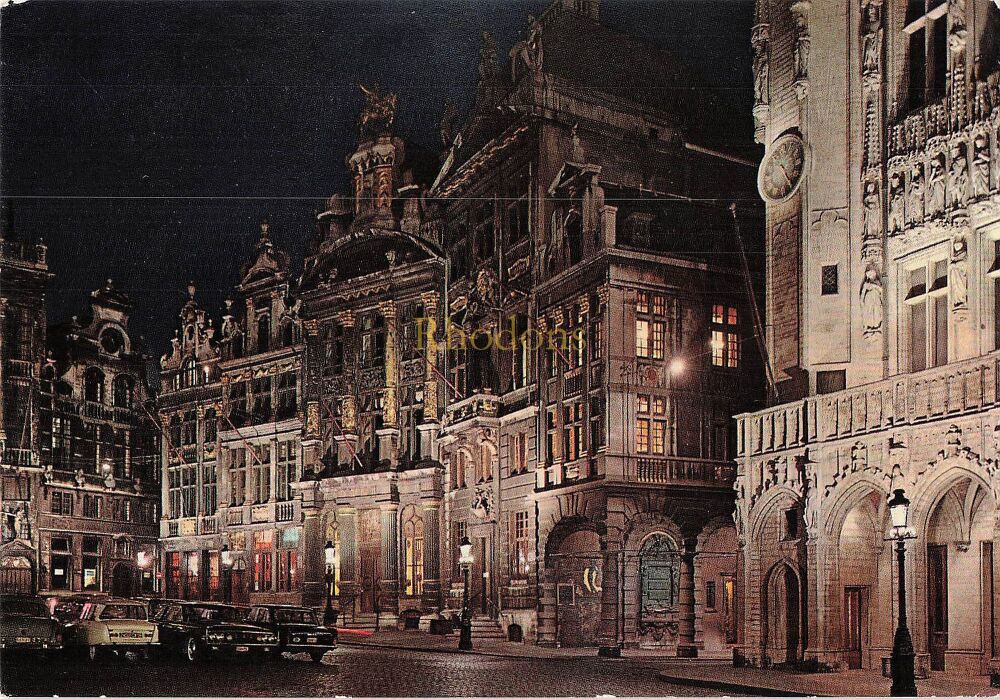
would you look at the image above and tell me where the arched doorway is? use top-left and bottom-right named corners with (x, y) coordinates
top-left (111, 562), bottom-right (136, 597)
top-left (924, 476), bottom-right (996, 674)
top-left (554, 529), bottom-right (602, 647)
top-left (763, 562), bottom-right (802, 666)
top-left (636, 533), bottom-right (680, 648)
top-left (835, 491), bottom-right (888, 670)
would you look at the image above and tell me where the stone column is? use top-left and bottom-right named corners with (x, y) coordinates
top-left (335, 312), bottom-right (359, 469)
top-left (378, 301), bottom-right (401, 466)
top-left (677, 537), bottom-right (699, 657)
top-left (301, 501), bottom-right (324, 608)
top-left (380, 504), bottom-right (400, 615)
top-left (597, 542), bottom-right (622, 655)
top-left (422, 502), bottom-right (442, 611)
top-left (301, 320), bottom-right (323, 475)
top-left (337, 507), bottom-right (358, 617)
top-left (420, 291), bottom-right (440, 423)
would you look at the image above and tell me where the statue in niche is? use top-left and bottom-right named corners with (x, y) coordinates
top-left (927, 153), bottom-right (946, 215)
top-left (907, 162), bottom-right (925, 225)
top-left (862, 179), bottom-right (882, 248)
top-left (861, 2), bottom-right (882, 76)
top-left (948, 143), bottom-right (969, 208)
top-left (950, 236), bottom-right (969, 311)
top-left (752, 37), bottom-right (769, 106)
top-left (888, 171), bottom-right (905, 234)
top-left (792, 7), bottom-right (809, 82)
top-left (860, 266), bottom-right (884, 338)
top-left (973, 133), bottom-right (991, 196)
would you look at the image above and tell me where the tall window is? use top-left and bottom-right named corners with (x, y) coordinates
top-left (251, 376), bottom-right (272, 424)
top-left (183, 359), bottom-right (198, 388)
top-left (228, 380), bottom-right (248, 427)
top-left (277, 529), bottom-right (299, 592)
top-left (204, 408), bottom-right (217, 445)
top-left (509, 432), bottom-right (528, 475)
top-left (589, 393), bottom-right (605, 450)
top-left (635, 291), bottom-right (666, 359)
top-left (509, 510), bottom-right (530, 578)
top-left (636, 394), bottom-right (671, 455)
top-left (253, 444), bottom-right (271, 503)
top-left (229, 447), bottom-right (247, 506)
top-left (276, 371), bottom-right (297, 421)
top-left (453, 450), bottom-right (468, 489)
top-left (52, 415), bottom-right (71, 469)
top-left (546, 407), bottom-right (557, 463)
top-left (257, 314), bottom-right (271, 353)
top-left (478, 444), bottom-right (493, 483)
top-left (253, 530), bottom-right (273, 592)
top-left (112, 375), bottom-right (134, 408)
top-left (904, 0), bottom-right (948, 110)
top-left (905, 259), bottom-right (948, 371)
top-left (452, 520), bottom-right (467, 579)
top-left (402, 506), bottom-right (424, 596)
top-left (84, 368), bottom-right (105, 403)
top-left (563, 401), bottom-right (584, 462)
top-left (711, 304), bottom-right (740, 368)
top-left (202, 462), bottom-right (217, 515)
top-left (275, 441), bottom-right (297, 501)
top-left (182, 410), bottom-right (197, 446)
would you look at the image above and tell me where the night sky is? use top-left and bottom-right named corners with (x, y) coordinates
top-left (0, 0), bottom-right (754, 360)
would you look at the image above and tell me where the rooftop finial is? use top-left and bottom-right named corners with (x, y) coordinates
top-left (260, 218), bottom-right (270, 241)
top-left (187, 281), bottom-right (196, 299)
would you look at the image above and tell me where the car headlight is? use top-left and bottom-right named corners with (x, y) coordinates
top-left (225, 634), bottom-right (234, 641)
top-left (206, 632), bottom-right (224, 642)
top-left (292, 636), bottom-right (302, 643)
top-left (264, 634), bottom-right (278, 643)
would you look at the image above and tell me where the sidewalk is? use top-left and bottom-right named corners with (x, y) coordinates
top-left (656, 660), bottom-right (998, 697)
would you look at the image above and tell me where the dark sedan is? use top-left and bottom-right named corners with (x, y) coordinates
top-left (0, 595), bottom-right (63, 656)
top-left (155, 601), bottom-right (278, 662)
top-left (246, 605), bottom-right (336, 663)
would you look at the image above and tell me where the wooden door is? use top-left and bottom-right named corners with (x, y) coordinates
top-left (844, 587), bottom-right (864, 669)
top-left (927, 544), bottom-right (948, 672)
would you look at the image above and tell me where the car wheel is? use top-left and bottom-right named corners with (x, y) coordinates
top-left (183, 636), bottom-right (199, 663)
top-left (310, 651), bottom-right (326, 664)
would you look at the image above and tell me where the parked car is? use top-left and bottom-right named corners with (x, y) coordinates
top-left (246, 604), bottom-right (337, 663)
top-left (62, 599), bottom-right (159, 661)
top-left (155, 601), bottom-right (278, 662)
top-left (0, 595), bottom-right (63, 656)
top-left (45, 593), bottom-right (105, 624)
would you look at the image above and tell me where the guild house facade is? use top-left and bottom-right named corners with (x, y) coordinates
top-left (156, 0), bottom-right (765, 656)
top-left (736, 0), bottom-right (1000, 679)
top-left (0, 219), bottom-right (160, 598)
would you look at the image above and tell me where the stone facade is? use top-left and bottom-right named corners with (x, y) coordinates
top-left (738, 0), bottom-right (1000, 677)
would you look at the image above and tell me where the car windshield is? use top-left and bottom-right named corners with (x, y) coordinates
top-left (99, 604), bottom-right (147, 621)
top-left (2, 599), bottom-right (47, 616)
top-left (187, 605), bottom-right (242, 622)
top-left (273, 608), bottom-right (318, 624)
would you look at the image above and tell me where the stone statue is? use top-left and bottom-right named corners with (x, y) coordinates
top-left (358, 84), bottom-right (398, 135)
top-left (439, 100), bottom-right (457, 148)
top-left (927, 153), bottom-right (946, 215)
top-left (862, 179), bottom-right (882, 248)
top-left (907, 162), bottom-right (925, 224)
top-left (862, 2), bottom-right (882, 76)
top-left (510, 14), bottom-right (544, 78)
top-left (860, 266), bottom-right (884, 338)
top-left (888, 171), bottom-right (905, 234)
top-left (973, 133), bottom-right (991, 196)
top-left (950, 236), bottom-right (968, 310)
top-left (793, 12), bottom-right (809, 81)
top-left (948, 144), bottom-right (969, 208)
top-left (752, 32), bottom-right (769, 106)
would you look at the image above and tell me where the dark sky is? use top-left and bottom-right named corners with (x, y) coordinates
top-left (1, 0), bottom-right (754, 360)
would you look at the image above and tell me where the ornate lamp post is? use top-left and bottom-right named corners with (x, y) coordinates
top-left (220, 544), bottom-right (233, 604)
top-left (458, 535), bottom-right (474, 651)
top-left (888, 488), bottom-right (917, 697)
top-left (324, 540), bottom-right (338, 627)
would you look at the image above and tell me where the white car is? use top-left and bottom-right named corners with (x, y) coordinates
top-left (62, 599), bottom-right (159, 661)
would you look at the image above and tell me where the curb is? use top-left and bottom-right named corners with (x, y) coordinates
top-left (657, 672), bottom-right (827, 697)
top-left (338, 638), bottom-right (640, 662)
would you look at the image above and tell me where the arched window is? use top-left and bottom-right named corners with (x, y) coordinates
top-left (639, 534), bottom-right (680, 613)
top-left (257, 315), bottom-right (270, 353)
top-left (401, 505), bottom-right (424, 596)
top-left (183, 359), bottom-right (198, 388)
top-left (84, 367), bottom-right (105, 403)
top-left (112, 374), bottom-right (134, 409)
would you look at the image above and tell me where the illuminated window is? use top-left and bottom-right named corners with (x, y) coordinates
top-left (711, 304), bottom-right (740, 368)
top-left (636, 394), bottom-right (672, 455)
top-left (402, 506), bottom-right (424, 596)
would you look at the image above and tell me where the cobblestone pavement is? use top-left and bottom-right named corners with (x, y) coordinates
top-left (0, 646), bottom-right (737, 697)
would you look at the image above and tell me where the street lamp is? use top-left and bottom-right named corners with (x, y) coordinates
top-left (136, 550), bottom-right (151, 596)
top-left (220, 544), bottom-right (233, 604)
top-left (458, 535), bottom-right (474, 651)
top-left (324, 540), bottom-right (338, 627)
top-left (887, 488), bottom-right (917, 697)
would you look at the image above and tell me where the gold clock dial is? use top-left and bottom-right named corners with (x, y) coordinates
top-left (759, 136), bottom-right (805, 203)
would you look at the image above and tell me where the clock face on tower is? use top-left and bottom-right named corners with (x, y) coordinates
top-left (758, 134), bottom-right (806, 204)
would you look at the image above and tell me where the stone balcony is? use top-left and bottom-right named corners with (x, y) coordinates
top-left (738, 351), bottom-right (1000, 457)
top-left (616, 455), bottom-right (736, 489)
top-left (443, 392), bottom-right (500, 428)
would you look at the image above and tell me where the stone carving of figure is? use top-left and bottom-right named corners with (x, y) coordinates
top-left (949, 144), bottom-right (969, 208)
top-left (973, 133), bottom-right (991, 196)
top-left (862, 2), bottom-right (882, 76)
top-left (753, 38), bottom-right (769, 106)
top-left (927, 153), bottom-right (946, 215)
top-left (862, 179), bottom-right (882, 249)
top-left (439, 100), bottom-right (457, 148)
top-left (860, 266), bottom-right (884, 338)
top-left (888, 171), bottom-right (905, 234)
top-left (907, 163), bottom-right (925, 224)
top-left (950, 236), bottom-right (969, 310)
top-left (510, 14), bottom-right (543, 78)
top-left (358, 83), bottom-right (398, 135)
top-left (793, 12), bottom-right (810, 81)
